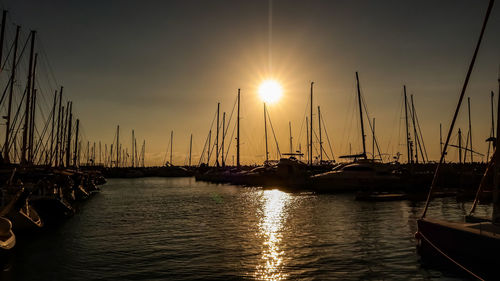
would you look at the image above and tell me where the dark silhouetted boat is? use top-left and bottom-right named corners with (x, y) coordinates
top-left (416, 1), bottom-right (500, 279)
top-left (0, 217), bottom-right (16, 261)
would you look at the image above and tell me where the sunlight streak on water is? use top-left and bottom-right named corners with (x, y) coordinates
top-left (254, 189), bottom-right (291, 281)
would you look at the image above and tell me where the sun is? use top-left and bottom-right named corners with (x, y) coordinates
top-left (258, 80), bottom-right (283, 104)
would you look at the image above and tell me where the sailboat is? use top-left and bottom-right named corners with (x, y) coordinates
top-left (415, 1), bottom-right (500, 279)
top-left (0, 217), bottom-right (15, 261)
top-left (309, 72), bottom-right (399, 192)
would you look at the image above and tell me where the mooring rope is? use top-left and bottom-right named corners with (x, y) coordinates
top-left (418, 231), bottom-right (484, 280)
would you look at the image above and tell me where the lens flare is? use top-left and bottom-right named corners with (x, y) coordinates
top-left (258, 80), bottom-right (283, 104)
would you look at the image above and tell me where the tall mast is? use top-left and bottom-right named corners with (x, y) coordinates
top-left (439, 123), bottom-right (443, 160)
top-left (170, 130), bottom-right (173, 165)
top-left (189, 134), bottom-right (192, 167)
top-left (356, 73), bottom-right (367, 160)
top-left (61, 103), bottom-right (69, 166)
top-left (28, 88), bottom-right (37, 163)
top-left (411, 94), bottom-right (419, 163)
top-left (86, 141), bottom-right (90, 165)
top-left (73, 119), bottom-right (79, 167)
top-left (373, 118), bottom-right (376, 161)
top-left (306, 116), bottom-right (309, 163)
top-left (49, 90), bottom-right (57, 166)
top-left (403, 86), bottom-right (411, 164)
top-left (55, 87), bottom-right (63, 166)
top-left (458, 129), bottom-right (462, 164)
top-left (99, 141), bottom-right (101, 165)
top-left (493, 69), bottom-right (500, 223)
top-left (207, 130), bottom-right (211, 165)
top-left (264, 103), bottom-right (269, 163)
top-left (216, 102), bottom-right (220, 167)
top-left (134, 139), bottom-right (137, 167)
top-left (310, 82), bottom-right (314, 165)
top-left (222, 112), bottom-right (225, 167)
top-left (289, 121), bottom-right (293, 154)
top-left (3, 25), bottom-right (19, 163)
top-left (116, 125), bottom-right (119, 167)
top-left (131, 130), bottom-right (135, 167)
top-left (318, 106), bottom-right (322, 163)
top-left (236, 89), bottom-right (240, 168)
top-left (66, 102), bottom-right (72, 167)
top-left (21, 30), bottom-right (36, 165)
top-left (467, 97), bottom-right (473, 163)
top-left (30, 54), bottom-right (38, 163)
top-left (142, 140), bottom-right (145, 167)
top-left (0, 10), bottom-right (7, 71)
top-left (488, 91), bottom-right (495, 160)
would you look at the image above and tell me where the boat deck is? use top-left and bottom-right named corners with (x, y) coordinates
top-left (423, 217), bottom-right (500, 239)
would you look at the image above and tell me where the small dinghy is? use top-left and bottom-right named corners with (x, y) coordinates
top-left (0, 217), bottom-right (16, 261)
top-left (355, 191), bottom-right (407, 202)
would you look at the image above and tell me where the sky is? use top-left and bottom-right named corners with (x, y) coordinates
top-left (0, 0), bottom-right (499, 166)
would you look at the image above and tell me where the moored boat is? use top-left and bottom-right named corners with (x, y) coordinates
top-left (0, 217), bottom-right (16, 262)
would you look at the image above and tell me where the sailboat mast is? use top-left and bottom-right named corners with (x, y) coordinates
top-left (306, 116), bottom-right (309, 163)
top-left (28, 89), bottom-right (37, 163)
top-left (142, 140), bottom-right (145, 167)
top-left (403, 86), bottom-right (411, 164)
top-left (310, 82), bottom-right (314, 165)
top-left (467, 97), bottom-right (473, 163)
top-left (99, 141), bottom-right (101, 166)
top-left (73, 119), bottom-right (79, 167)
top-left (207, 130), bottom-right (211, 165)
top-left (3, 25), bottom-right (19, 163)
top-left (318, 106), bottom-right (322, 163)
top-left (373, 118), bottom-right (376, 161)
top-left (55, 87), bottom-right (63, 167)
top-left (458, 129), bottom-right (462, 164)
top-left (216, 102), bottom-right (220, 167)
top-left (116, 125), bottom-right (119, 167)
top-left (356, 73), bottom-right (367, 160)
top-left (411, 94), bottom-right (419, 163)
top-left (189, 134), bottom-right (192, 167)
top-left (493, 70), bottom-right (500, 223)
top-left (264, 103), bottom-right (269, 163)
top-left (65, 102), bottom-right (72, 167)
top-left (236, 89), bottom-right (241, 168)
top-left (488, 91), bottom-right (495, 160)
top-left (289, 121), bottom-right (293, 154)
top-left (440, 123), bottom-right (443, 162)
top-left (170, 130), bottom-right (173, 165)
top-left (49, 91), bottom-right (56, 166)
top-left (131, 130), bottom-right (135, 167)
top-left (222, 112), bottom-right (225, 167)
top-left (21, 30), bottom-right (36, 165)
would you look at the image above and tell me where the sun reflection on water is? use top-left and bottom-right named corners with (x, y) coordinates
top-left (254, 189), bottom-right (291, 280)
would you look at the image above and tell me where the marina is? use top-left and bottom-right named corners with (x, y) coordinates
top-left (0, 0), bottom-right (499, 280)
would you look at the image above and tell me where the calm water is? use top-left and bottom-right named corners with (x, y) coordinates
top-left (3, 177), bottom-right (491, 280)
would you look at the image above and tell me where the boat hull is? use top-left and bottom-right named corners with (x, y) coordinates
top-left (30, 197), bottom-right (74, 225)
top-left (9, 206), bottom-right (43, 233)
top-left (417, 218), bottom-right (500, 279)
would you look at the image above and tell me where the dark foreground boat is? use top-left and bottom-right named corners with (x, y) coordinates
top-left (5, 189), bottom-right (43, 233)
top-left (0, 217), bottom-right (15, 262)
top-left (416, 218), bottom-right (500, 279)
top-left (416, 1), bottom-right (499, 279)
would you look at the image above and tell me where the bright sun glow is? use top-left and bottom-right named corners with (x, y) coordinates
top-left (258, 80), bottom-right (283, 104)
